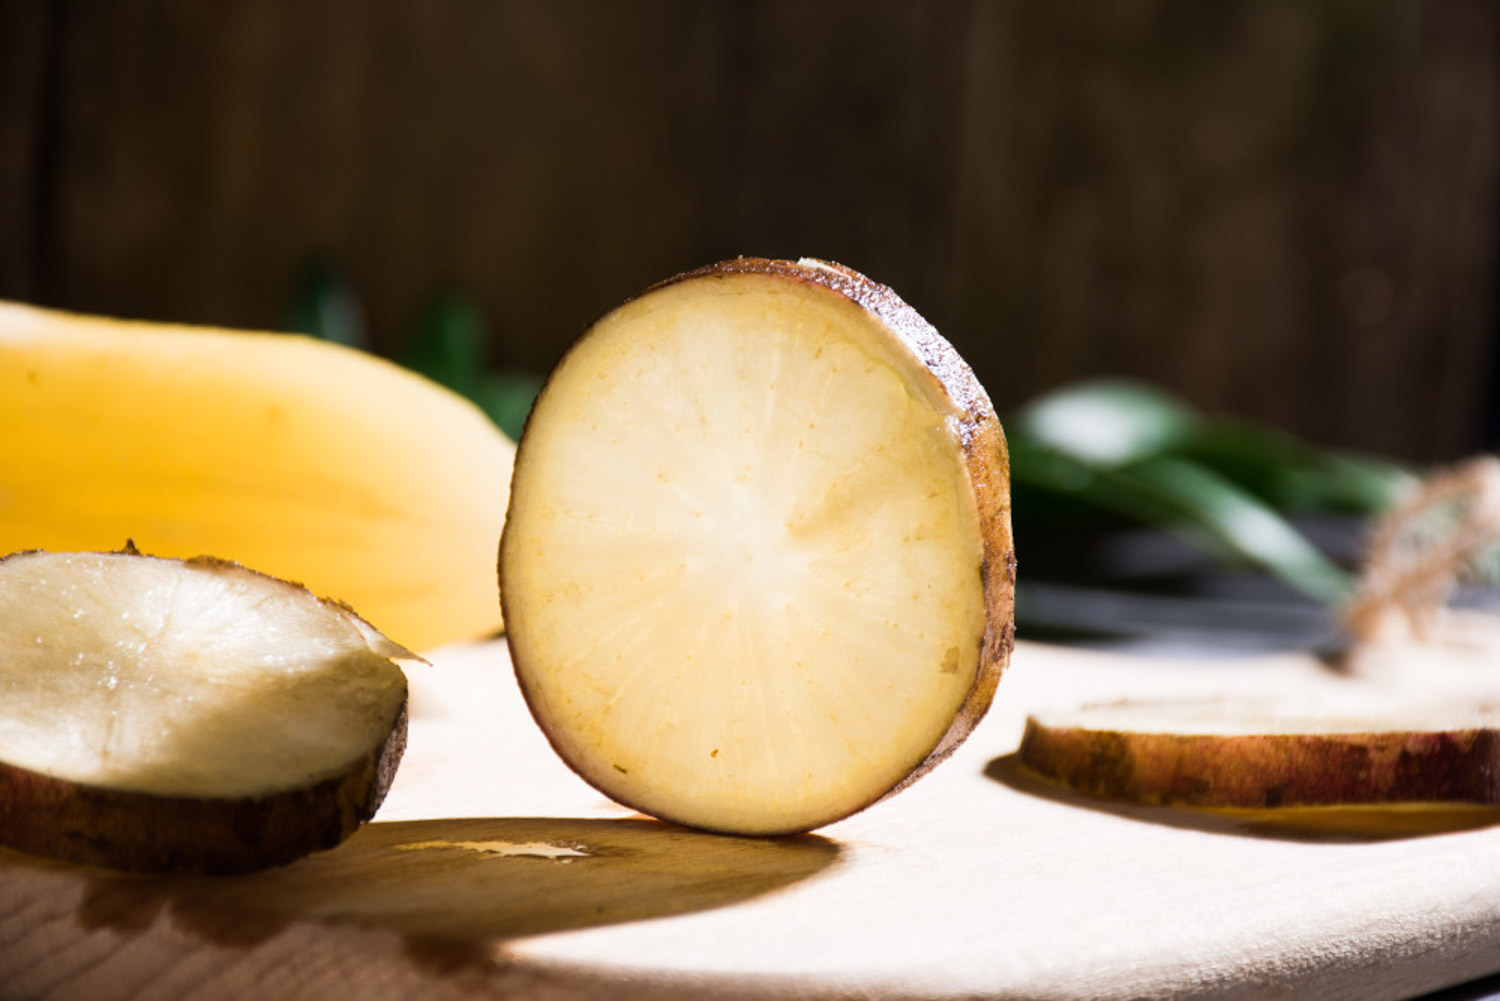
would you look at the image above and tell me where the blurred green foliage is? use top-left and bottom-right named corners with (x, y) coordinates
top-left (285, 265), bottom-right (1411, 604)
top-left (399, 292), bottom-right (543, 441)
top-left (284, 263), bottom-right (541, 441)
top-left (283, 259), bottom-right (368, 350)
top-left (1009, 379), bottom-right (1413, 603)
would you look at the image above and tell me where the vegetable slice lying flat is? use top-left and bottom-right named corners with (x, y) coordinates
top-left (0, 548), bottom-right (412, 874)
top-left (1020, 697), bottom-right (1500, 808)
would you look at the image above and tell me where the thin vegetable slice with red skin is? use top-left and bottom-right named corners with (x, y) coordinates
top-left (1020, 698), bottom-right (1500, 808)
top-left (500, 257), bottom-right (1016, 836)
top-left (0, 548), bottom-right (412, 874)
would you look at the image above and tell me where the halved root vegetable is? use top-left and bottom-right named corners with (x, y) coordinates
top-left (500, 258), bottom-right (1016, 836)
top-left (0, 548), bottom-right (412, 874)
top-left (1020, 698), bottom-right (1500, 809)
top-left (0, 301), bottom-right (515, 652)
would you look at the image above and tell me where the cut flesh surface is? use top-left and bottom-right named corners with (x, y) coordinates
top-left (1030, 696), bottom-right (1500, 736)
top-left (0, 549), bottom-right (411, 873)
top-left (1021, 698), bottom-right (1500, 809)
top-left (501, 259), bottom-right (1015, 835)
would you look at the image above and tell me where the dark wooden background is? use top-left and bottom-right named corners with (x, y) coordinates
top-left (2, 0), bottom-right (1496, 463)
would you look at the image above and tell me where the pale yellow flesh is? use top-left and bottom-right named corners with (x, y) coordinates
top-left (0, 302), bottom-right (515, 652)
top-left (1031, 698), bottom-right (1500, 737)
top-left (0, 552), bottom-right (409, 798)
top-left (503, 274), bottom-right (986, 834)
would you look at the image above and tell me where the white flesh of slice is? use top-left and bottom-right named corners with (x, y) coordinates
top-left (1020, 695), bottom-right (1500, 812)
top-left (1030, 697), bottom-right (1500, 737)
top-left (503, 273), bottom-right (987, 834)
top-left (0, 551), bottom-right (409, 799)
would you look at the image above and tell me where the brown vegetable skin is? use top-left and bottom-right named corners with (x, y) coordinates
top-left (0, 704), bottom-right (407, 876)
top-left (502, 257), bottom-right (1017, 833)
top-left (0, 548), bottom-right (412, 874)
top-left (1019, 716), bottom-right (1500, 808)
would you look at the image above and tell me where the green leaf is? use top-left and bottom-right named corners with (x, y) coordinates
top-left (475, 370), bottom-right (545, 442)
top-left (1107, 456), bottom-right (1353, 602)
top-left (1183, 417), bottom-right (1412, 515)
top-left (1009, 378), bottom-right (1199, 469)
top-left (284, 259), bottom-right (367, 349)
top-left (1009, 443), bottom-right (1354, 603)
top-left (399, 293), bottom-right (489, 398)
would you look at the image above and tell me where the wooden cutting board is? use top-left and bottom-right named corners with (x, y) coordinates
top-left (6, 637), bottom-right (1500, 1000)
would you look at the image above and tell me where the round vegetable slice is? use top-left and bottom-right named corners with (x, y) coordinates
top-left (0, 548), bottom-right (411, 873)
top-left (1020, 698), bottom-right (1500, 808)
top-left (500, 258), bottom-right (1016, 835)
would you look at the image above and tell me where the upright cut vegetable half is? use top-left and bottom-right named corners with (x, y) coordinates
top-left (500, 258), bottom-right (1016, 835)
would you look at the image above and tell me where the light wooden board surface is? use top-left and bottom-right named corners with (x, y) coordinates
top-left (5, 637), bottom-right (1500, 1000)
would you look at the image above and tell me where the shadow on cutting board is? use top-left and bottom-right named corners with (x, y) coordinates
top-left (65, 816), bottom-right (840, 974)
top-left (985, 754), bottom-right (1500, 843)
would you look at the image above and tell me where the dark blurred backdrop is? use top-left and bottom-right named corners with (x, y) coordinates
top-left (2, 0), bottom-right (1496, 463)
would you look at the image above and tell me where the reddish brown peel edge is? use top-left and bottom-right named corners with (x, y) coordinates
top-left (1019, 717), bottom-right (1500, 808)
top-left (0, 701), bottom-right (407, 875)
top-left (0, 548), bottom-right (413, 874)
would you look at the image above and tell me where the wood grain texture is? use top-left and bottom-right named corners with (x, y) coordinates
top-left (0, 0), bottom-right (52, 302)
top-left (6, 639), bottom-right (1500, 1000)
top-left (945, 0), bottom-right (1500, 461)
top-left (36, 0), bottom-right (713, 369)
top-left (2, 0), bottom-right (1497, 461)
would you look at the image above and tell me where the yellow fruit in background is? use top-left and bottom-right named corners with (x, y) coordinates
top-left (0, 301), bottom-right (514, 652)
